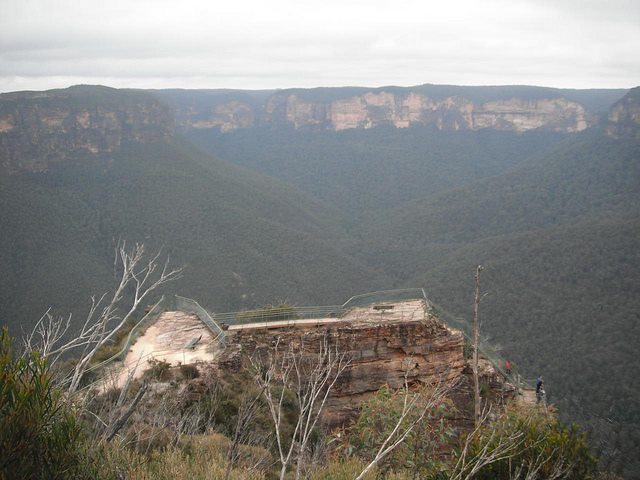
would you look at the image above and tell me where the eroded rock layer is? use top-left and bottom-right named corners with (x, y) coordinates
top-left (607, 87), bottom-right (640, 139)
top-left (218, 303), bottom-right (492, 427)
top-left (171, 89), bottom-right (592, 133)
top-left (0, 85), bottom-right (173, 173)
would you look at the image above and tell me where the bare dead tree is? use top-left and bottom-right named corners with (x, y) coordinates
top-left (224, 388), bottom-right (267, 480)
top-left (510, 445), bottom-right (575, 480)
top-left (473, 264), bottom-right (484, 428)
top-left (446, 343), bottom-right (579, 480)
top-left (354, 374), bottom-right (453, 480)
top-left (449, 406), bottom-right (527, 480)
top-left (23, 241), bottom-right (182, 393)
top-left (249, 334), bottom-right (351, 480)
top-left (103, 383), bottom-right (149, 442)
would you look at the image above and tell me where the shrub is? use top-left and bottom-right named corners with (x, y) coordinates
top-left (344, 384), bottom-right (454, 477)
top-left (179, 363), bottom-right (200, 380)
top-left (452, 405), bottom-right (598, 479)
top-left (144, 358), bottom-right (172, 381)
top-left (0, 327), bottom-right (85, 478)
top-left (310, 457), bottom-right (379, 480)
top-left (92, 344), bottom-right (122, 364)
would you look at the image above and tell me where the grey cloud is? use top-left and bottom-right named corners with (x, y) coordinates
top-left (1, 0), bottom-right (638, 92)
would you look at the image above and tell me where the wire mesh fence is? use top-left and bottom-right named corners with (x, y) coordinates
top-left (342, 288), bottom-right (428, 310)
top-left (172, 295), bottom-right (226, 345)
top-left (85, 289), bottom-right (523, 391)
top-left (213, 305), bottom-right (345, 326)
top-left (211, 288), bottom-right (429, 326)
top-left (83, 294), bottom-right (226, 374)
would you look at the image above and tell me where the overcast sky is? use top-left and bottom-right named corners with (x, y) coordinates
top-left (1, 0), bottom-right (638, 93)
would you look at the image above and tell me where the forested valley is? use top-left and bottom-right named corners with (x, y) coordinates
top-left (1, 84), bottom-right (638, 477)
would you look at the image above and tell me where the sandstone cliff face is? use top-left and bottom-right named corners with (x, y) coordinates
top-left (218, 304), bottom-right (514, 427)
top-left (181, 100), bottom-right (256, 132)
top-left (175, 89), bottom-right (591, 133)
top-left (606, 87), bottom-right (640, 139)
top-left (0, 86), bottom-right (174, 173)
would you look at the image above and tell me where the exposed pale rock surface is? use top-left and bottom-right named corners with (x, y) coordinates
top-left (0, 86), bottom-right (173, 173)
top-left (174, 90), bottom-right (591, 133)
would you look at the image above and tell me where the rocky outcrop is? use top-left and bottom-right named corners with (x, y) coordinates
top-left (184, 101), bottom-right (256, 132)
top-left (606, 87), bottom-right (640, 139)
top-left (0, 85), bottom-right (174, 173)
top-left (167, 88), bottom-right (592, 133)
top-left (218, 302), bottom-right (515, 427)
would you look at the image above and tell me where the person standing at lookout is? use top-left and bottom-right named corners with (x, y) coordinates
top-left (536, 376), bottom-right (545, 404)
top-left (505, 360), bottom-right (512, 375)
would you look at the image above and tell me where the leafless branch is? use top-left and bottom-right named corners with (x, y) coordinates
top-left (23, 241), bottom-right (182, 394)
top-left (250, 333), bottom-right (351, 480)
top-left (354, 373), bottom-right (454, 480)
top-left (449, 406), bottom-right (527, 480)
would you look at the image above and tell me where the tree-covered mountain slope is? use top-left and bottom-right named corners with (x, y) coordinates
top-left (363, 131), bottom-right (639, 262)
top-left (401, 211), bottom-right (640, 475)
top-left (356, 129), bottom-right (640, 476)
top-left (0, 136), bottom-right (390, 333)
top-left (185, 126), bottom-right (568, 215)
top-left (179, 88), bottom-right (639, 475)
top-left (1, 83), bottom-right (638, 476)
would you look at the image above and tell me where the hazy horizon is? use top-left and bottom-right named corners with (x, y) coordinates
top-left (1, 0), bottom-right (638, 94)
top-left (0, 80), bottom-right (635, 96)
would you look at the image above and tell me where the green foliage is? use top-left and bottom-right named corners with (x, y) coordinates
top-left (144, 358), bottom-right (172, 381)
top-left (344, 385), bottom-right (454, 477)
top-left (92, 344), bottom-right (123, 364)
top-left (75, 434), bottom-right (270, 480)
top-left (186, 126), bottom-right (568, 216)
top-left (185, 125), bottom-right (640, 475)
top-left (0, 138), bottom-right (386, 335)
top-left (309, 457), bottom-right (379, 480)
top-left (453, 406), bottom-right (597, 480)
top-left (0, 327), bottom-right (84, 479)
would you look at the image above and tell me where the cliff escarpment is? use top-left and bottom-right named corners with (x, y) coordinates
top-left (155, 85), bottom-right (620, 134)
top-left (218, 301), bottom-right (515, 427)
top-left (264, 91), bottom-right (589, 133)
top-left (606, 86), bottom-right (640, 140)
top-left (0, 85), bottom-right (174, 173)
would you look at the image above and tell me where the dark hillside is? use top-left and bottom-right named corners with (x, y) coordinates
top-left (186, 102), bottom-right (640, 474)
top-left (365, 132), bottom-right (639, 254)
top-left (360, 131), bottom-right (640, 476)
top-left (408, 213), bottom-right (640, 476)
top-left (185, 126), bottom-right (568, 215)
top-left (0, 138), bottom-right (389, 333)
top-left (1, 83), bottom-right (638, 476)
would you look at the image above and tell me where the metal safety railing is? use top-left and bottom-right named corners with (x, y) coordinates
top-left (89, 289), bottom-right (522, 388)
top-left (213, 305), bottom-right (345, 326)
top-left (342, 288), bottom-right (428, 310)
top-left (171, 295), bottom-right (226, 345)
top-left (211, 288), bottom-right (429, 326)
top-left (81, 295), bottom-right (169, 376)
top-left (85, 294), bottom-right (227, 374)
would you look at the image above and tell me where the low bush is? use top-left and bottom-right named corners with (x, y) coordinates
top-left (0, 327), bottom-right (85, 478)
top-left (144, 358), bottom-right (172, 381)
top-left (179, 363), bottom-right (200, 380)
